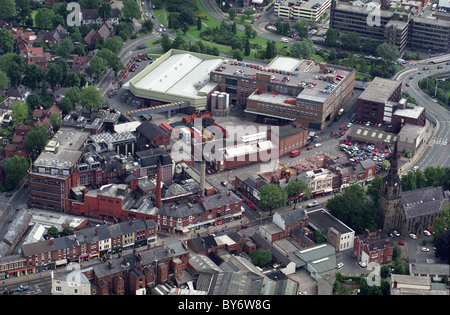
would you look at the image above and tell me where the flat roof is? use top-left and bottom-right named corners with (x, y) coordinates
top-left (358, 77), bottom-right (401, 103)
top-left (133, 52), bottom-right (223, 98)
top-left (348, 126), bottom-right (398, 145)
top-left (394, 106), bottom-right (424, 120)
top-left (212, 56), bottom-right (353, 104)
top-left (307, 208), bottom-right (354, 234)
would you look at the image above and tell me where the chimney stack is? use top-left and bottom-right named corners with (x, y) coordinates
top-left (155, 160), bottom-right (162, 208)
top-left (200, 159), bottom-right (206, 196)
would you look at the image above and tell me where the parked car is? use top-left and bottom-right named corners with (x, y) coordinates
top-left (409, 233), bottom-right (417, 239)
top-left (221, 181), bottom-right (227, 187)
top-left (306, 146), bottom-right (313, 150)
top-left (393, 230), bottom-right (400, 237)
top-left (307, 200), bottom-right (318, 208)
top-left (337, 262), bottom-right (344, 269)
top-left (397, 241), bottom-right (405, 245)
top-left (241, 224), bottom-right (249, 229)
top-left (358, 261), bottom-right (367, 268)
top-left (5, 192), bottom-right (12, 197)
top-left (421, 247), bottom-right (429, 252)
top-left (17, 285), bottom-right (28, 292)
top-left (423, 230), bottom-right (431, 236)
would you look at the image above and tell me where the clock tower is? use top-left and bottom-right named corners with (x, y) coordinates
top-left (378, 142), bottom-right (403, 234)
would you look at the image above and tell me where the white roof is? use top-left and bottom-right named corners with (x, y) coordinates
top-left (134, 53), bottom-right (223, 98)
top-left (114, 121), bottom-right (142, 133)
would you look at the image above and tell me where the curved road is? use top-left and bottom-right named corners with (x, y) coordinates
top-left (395, 60), bottom-right (450, 170)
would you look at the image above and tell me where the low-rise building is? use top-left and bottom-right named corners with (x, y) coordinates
top-left (352, 231), bottom-right (394, 265)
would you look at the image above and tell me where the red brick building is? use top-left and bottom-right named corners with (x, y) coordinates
top-left (267, 122), bottom-right (308, 157)
top-left (353, 231), bottom-right (394, 265)
top-left (355, 77), bottom-right (402, 124)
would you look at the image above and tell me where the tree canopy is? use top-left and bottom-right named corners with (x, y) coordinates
top-left (259, 183), bottom-right (287, 215)
top-left (3, 155), bottom-right (29, 190)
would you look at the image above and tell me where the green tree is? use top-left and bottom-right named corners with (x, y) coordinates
top-left (326, 184), bottom-right (378, 234)
top-left (46, 63), bottom-right (63, 89)
top-left (265, 40), bottom-right (276, 60)
top-left (3, 156), bottom-right (29, 190)
top-left (141, 19), bottom-right (154, 33)
top-left (103, 36), bottom-right (124, 54)
top-left (250, 249), bottom-right (272, 267)
top-left (376, 42), bottom-right (399, 67)
top-left (161, 33), bottom-right (172, 52)
top-left (98, 1), bottom-right (112, 20)
top-left (0, 52), bottom-right (23, 86)
top-left (366, 176), bottom-right (382, 208)
top-left (65, 86), bottom-right (81, 105)
top-left (23, 64), bottom-right (45, 89)
top-left (0, 29), bottom-right (14, 54)
top-left (259, 183), bottom-right (287, 215)
top-left (197, 17), bottom-right (202, 31)
top-left (325, 28), bottom-right (339, 47)
top-left (0, 0), bottom-right (15, 21)
top-left (55, 37), bottom-right (74, 59)
top-left (285, 179), bottom-right (311, 200)
top-left (35, 7), bottom-right (55, 29)
top-left (47, 226), bottom-right (59, 238)
top-left (290, 39), bottom-right (314, 59)
top-left (340, 32), bottom-right (361, 51)
top-left (89, 55), bottom-right (108, 77)
top-left (228, 8), bottom-right (236, 21)
top-left (294, 18), bottom-right (309, 39)
top-left (49, 112), bottom-right (62, 132)
top-left (58, 97), bottom-right (73, 115)
top-left (122, 0), bottom-right (141, 20)
top-left (26, 93), bottom-right (43, 111)
top-left (11, 100), bottom-right (28, 121)
top-left (79, 86), bottom-right (105, 111)
top-left (244, 39), bottom-right (250, 56)
top-left (26, 125), bottom-right (49, 154)
top-left (65, 72), bottom-right (80, 88)
top-left (0, 70), bottom-right (10, 90)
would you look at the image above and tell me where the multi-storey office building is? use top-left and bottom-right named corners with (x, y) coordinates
top-left (330, 0), bottom-right (450, 53)
top-left (211, 56), bottom-right (355, 130)
top-left (274, 0), bottom-right (332, 21)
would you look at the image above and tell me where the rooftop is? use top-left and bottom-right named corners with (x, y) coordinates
top-left (358, 77), bottom-right (401, 103)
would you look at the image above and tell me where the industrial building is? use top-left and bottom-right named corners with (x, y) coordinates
top-left (274, 0), bottom-right (332, 21)
top-left (124, 49), bottom-right (224, 111)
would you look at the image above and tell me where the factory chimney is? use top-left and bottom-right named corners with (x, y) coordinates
top-left (155, 160), bottom-right (162, 208)
top-left (200, 159), bottom-right (206, 196)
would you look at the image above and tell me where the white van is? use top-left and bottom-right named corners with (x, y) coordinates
top-left (314, 143), bottom-right (322, 148)
top-left (281, 38), bottom-right (289, 43)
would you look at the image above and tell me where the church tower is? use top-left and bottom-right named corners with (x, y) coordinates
top-left (378, 142), bottom-right (403, 234)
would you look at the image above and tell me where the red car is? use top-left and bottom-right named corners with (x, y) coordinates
top-left (241, 224), bottom-right (249, 229)
top-left (331, 132), bottom-right (337, 137)
top-left (397, 241), bottom-right (405, 245)
top-left (405, 82), bottom-right (410, 87)
top-left (340, 131), bottom-right (346, 136)
top-left (307, 146), bottom-right (313, 150)
top-left (339, 125), bottom-right (344, 130)
top-left (124, 73), bottom-right (128, 78)
top-left (344, 126), bottom-right (349, 131)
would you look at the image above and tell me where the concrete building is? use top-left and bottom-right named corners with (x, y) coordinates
top-left (307, 208), bottom-right (355, 252)
top-left (51, 270), bottom-right (91, 295)
top-left (274, 0), bottom-right (332, 21)
top-left (397, 123), bottom-right (425, 156)
top-left (330, 0), bottom-right (450, 53)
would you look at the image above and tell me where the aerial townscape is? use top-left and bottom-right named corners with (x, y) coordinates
top-left (0, 0), bottom-right (448, 301)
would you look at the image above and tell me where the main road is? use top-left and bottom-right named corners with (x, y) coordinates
top-left (394, 59), bottom-right (450, 170)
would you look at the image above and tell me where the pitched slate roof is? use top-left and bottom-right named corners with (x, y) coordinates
top-left (402, 186), bottom-right (449, 219)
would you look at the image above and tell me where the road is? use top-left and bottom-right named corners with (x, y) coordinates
top-left (394, 60), bottom-right (450, 170)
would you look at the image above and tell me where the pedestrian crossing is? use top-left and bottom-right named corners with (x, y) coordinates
top-left (430, 138), bottom-right (448, 146)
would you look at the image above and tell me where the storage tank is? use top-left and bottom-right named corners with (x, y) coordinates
top-left (217, 94), bottom-right (225, 109)
top-left (219, 92), bottom-right (229, 109)
top-left (210, 91), bottom-right (220, 109)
